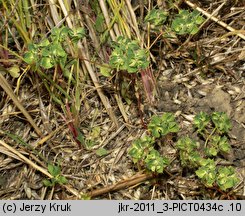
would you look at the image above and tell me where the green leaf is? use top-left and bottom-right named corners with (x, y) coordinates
top-left (177, 137), bottom-right (201, 168)
top-left (58, 175), bottom-right (68, 184)
top-left (41, 46), bottom-right (51, 57)
top-left (51, 26), bottom-right (70, 43)
top-left (69, 27), bottom-right (86, 43)
top-left (53, 166), bottom-right (61, 177)
top-left (211, 112), bottom-right (232, 133)
top-left (188, 151), bottom-right (202, 166)
top-left (144, 9), bottom-right (168, 26)
top-left (47, 164), bottom-right (55, 175)
top-left (50, 43), bottom-right (67, 57)
top-left (196, 159), bottom-right (216, 187)
top-left (8, 65), bottom-right (20, 78)
top-left (195, 16), bottom-right (205, 24)
top-left (145, 149), bottom-right (169, 173)
top-left (96, 148), bottom-right (108, 156)
top-left (23, 51), bottom-right (37, 64)
top-left (43, 179), bottom-right (53, 187)
top-left (219, 137), bottom-right (231, 153)
top-left (210, 136), bottom-right (231, 153)
top-left (148, 113), bottom-right (179, 138)
top-left (76, 131), bottom-right (85, 144)
top-left (216, 167), bottom-right (239, 191)
top-left (128, 136), bottom-right (155, 163)
top-left (38, 38), bottom-right (50, 47)
top-left (190, 25), bottom-right (199, 35)
top-left (40, 57), bottom-right (54, 69)
top-left (206, 147), bottom-right (218, 156)
top-left (99, 65), bottom-right (112, 77)
top-left (171, 10), bottom-right (204, 35)
top-left (195, 167), bottom-right (207, 178)
top-left (176, 137), bottom-right (197, 152)
top-left (193, 111), bottom-right (210, 132)
top-left (48, 164), bottom-right (61, 177)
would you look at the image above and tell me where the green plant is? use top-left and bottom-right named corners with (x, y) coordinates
top-left (24, 26), bottom-right (85, 70)
top-left (43, 164), bottom-right (68, 187)
top-left (145, 149), bottom-right (169, 173)
top-left (176, 137), bottom-right (201, 168)
top-left (216, 166), bottom-right (239, 191)
top-left (176, 111), bottom-right (239, 190)
top-left (23, 26), bottom-right (86, 144)
top-left (109, 36), bottom-right (150, 73)
top-left (206, 135), bottom-right (230, 157)
top-left (195, 159), bottom-right (216, 187)
top-left (129, 111), bottom-right (239, 192)
top-left (144, 9), bottom-right (168, 27)
top-left (193, 111), bottom-right (210, 133)
top-left (144, 8), bottom-right (204, 36)
top-left (128, 135), bottom-right (155, 164)
top-left (193, 111), bottom-right (232, 155)
top-left (196, 162), bottom-right (239, 191)
top-left (171, 10), bottom-right (204, 35)
top-left (211, 112), bottom-right (232, 133)
top-left (96, 148), bottom-right (109, 157)
top-left (128, 112), bottom-right (178, 173)
top-left (148, 113), bottom-right (179, 138)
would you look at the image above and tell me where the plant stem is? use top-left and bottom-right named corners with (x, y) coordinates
top-left (0, 66), bottom-right (43, 137)
top-left (204, 127), bottom-right (216, 147)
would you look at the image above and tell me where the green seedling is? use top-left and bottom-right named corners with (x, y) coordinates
top-left (195, 159), bottom-right (216, 187)
top-left (43, 164), bottom-right (68, 187)
top-left (193, 111), bottom-right (210, 133)
top-left (143, 8), bottom-right (204, 36)
top-left (177, 112), bottom-right (238, 190)
top-left (211, 112), bottom-right (232, 133)
top-left (196, 162), bottom-right (239, 190)
top-left (128, 135), bottom-right (155, 164)
top-left (128, 113), bottom-right (178, 174)
top-left (176, 137), bottom-right (201, 168)
top-left (144, 9), bottom-right (168, 27)
top-left (96, 148), bottom-right (109, 156)
top-left (104, 35), bottom-right (156, 103)
top-left (109, 36), bottom-right (149, 73)
top-left (206, 135), bottom-right (231, 157)
top-left (68, 27), bottom-right (86, 44)
top-left (148, 113), bottom-right (179, 138)
top-left (24, 26), bottom-right (85, 70)
top-left (171, 10), bottom-right (204, 35)
top-left (129, 111), bottom-right (239, 192)
top-left (216, 166), bottom-right (240, 191)
top-left (145, 149), bottom-right (169, 173)
top-left (193, 111), bottom-right (232, 156)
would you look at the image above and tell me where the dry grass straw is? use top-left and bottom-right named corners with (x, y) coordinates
top-left (0, 139), bottom-right (81, 198)
top-left (0, 66), bottom-right (43, 137)
top-left (184, 0), bottom-right (245, 40)
top-left (47, 0), bottom-right (119, 127)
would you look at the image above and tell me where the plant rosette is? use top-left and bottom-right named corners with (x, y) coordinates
top-left (109, 36), bottom-right (150, 73)
top-left (148, 113), bottom-right (179, 138)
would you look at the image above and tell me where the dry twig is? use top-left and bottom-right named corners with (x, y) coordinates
top-left (184, 0), bottom-right (245, 40)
